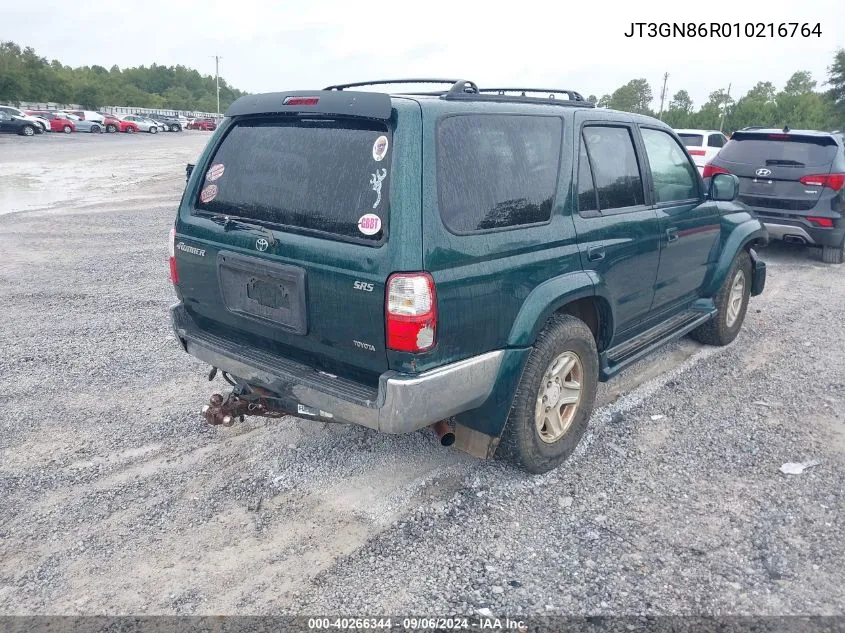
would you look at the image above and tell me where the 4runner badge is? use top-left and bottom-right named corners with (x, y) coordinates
top-left (176, 242), bottom-right (205, 257)
top-left (255, 238), bottom-right (269, 252)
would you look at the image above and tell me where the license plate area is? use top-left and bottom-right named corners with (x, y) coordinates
top-left (217, 251), bottom-right (307, 335)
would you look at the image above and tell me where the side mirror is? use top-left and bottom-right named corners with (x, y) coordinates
top-left (709, 173), bottom-right (740, 201)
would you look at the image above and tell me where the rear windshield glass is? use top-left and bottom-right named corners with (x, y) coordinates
top-left (194, 118), bottom-right (392, 243)
top-left (719, 135), bottom-right (838, 167)
top-left (437, 114), bottom-right (562, 233)
top-left (678, 134), bottom-right (704, 147)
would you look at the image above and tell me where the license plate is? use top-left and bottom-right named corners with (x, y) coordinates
top-left (247, 277), bottom-right (291, 310)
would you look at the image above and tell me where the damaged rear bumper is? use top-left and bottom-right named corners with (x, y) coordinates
top-left (170, 303), bottom-right (504, 434)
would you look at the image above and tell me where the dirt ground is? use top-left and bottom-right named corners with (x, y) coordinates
top-left (0, 132), bottom-right (843, 616)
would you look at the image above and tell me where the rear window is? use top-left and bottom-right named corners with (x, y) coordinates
top-left (194, 117), bottom-right (392, 243)
top-left (678, 134), bottom-right (704, 147)
top-left (437, 114), bottom-right (562, 233)
top-left (719, 134), bottom-right (838, 167)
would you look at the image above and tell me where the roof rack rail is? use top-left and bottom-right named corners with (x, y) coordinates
top-left (323, 79), bottom-right (479, 94)
top-left (478, 88), bottom-right (588, 102)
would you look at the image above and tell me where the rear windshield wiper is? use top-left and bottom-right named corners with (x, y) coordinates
top-left (765, 159), bottom-right (805, 167)
top-left (206, 212), bottom-right (277, 246)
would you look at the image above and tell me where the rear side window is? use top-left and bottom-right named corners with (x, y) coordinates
top-left (707, 134), bottom-right (726, 148)
top-left (641, 128), bottom-right (699, 203)
top-left (719, 134), bottom-right (838, 168)
top-left (582, 126), bottom-right (645, 211)
top-left (194, 117), bottom-right (391, 243)
top-left (678, 133), bottom-right (704, 147)
top-left (437, 114), bottom-right (562, 233)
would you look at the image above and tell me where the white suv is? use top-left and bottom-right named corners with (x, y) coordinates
top-left (674, 129), bottom-right (729, 173)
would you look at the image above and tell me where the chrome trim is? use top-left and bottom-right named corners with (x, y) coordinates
top-left (762, 222), bottom-right (816, 244)
top-left (184, 338), bottom-right (504, 434)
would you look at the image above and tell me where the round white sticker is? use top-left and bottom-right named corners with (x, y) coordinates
top-left (372, 135), bottom-right (389, 162)
top-left (206, 163), bottom-right (225, 182)
top-left (357, 213), bottom-right (382, 236)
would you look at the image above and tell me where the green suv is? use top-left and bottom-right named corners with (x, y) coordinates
top-left (169, 79), bottom-right (768, 473)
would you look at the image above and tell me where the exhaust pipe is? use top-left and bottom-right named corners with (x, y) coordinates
top-left (429, 420), bottom-right (456, 447)
top-left (783, 235), bottom-right (806, 245)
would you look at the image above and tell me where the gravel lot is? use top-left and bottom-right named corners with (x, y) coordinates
top-left (1, 132), bottom-right (843, 617)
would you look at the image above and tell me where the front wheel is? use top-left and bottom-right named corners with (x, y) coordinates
top-left (106, 124), bottom-right (117, 133)
top-left (63, 125), bottom-right (72, 134)
top-left (170, 124), bottom-right (180, 132)
top-left (821, 244), bottom-right (844, 264)
top-left (497, 315), bottom-right (599, 474)
top-left (126, 126), bottom-right (136, 134)
top-left (21, 125), bottom-right (36, 137)
top-left (90, 124), bottom-right (101, 133)
top-left (690, 250), bottom-right (751, 346)
top-left (149, 126), bottom-right (157, 134)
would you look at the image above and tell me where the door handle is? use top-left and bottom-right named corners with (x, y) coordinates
top-left (587, 245), bottom-right (605, 262)
top-left (666, 228), bottom-right (679, 243)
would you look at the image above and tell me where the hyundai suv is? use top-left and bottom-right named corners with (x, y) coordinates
top-left (169, 79), bottom-right (767, 473)
top-left (704, 128), bottom-right (845, 263)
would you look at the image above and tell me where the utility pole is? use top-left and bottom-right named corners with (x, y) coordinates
top-left (212, 55), bottom-right (222, 120)
top-left (658, 72), bottom-right (669, 120)
top-left (718, 82), bottom-right (732, 133)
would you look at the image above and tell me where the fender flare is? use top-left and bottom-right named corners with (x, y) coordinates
top-left (701, 220), bottom-right (768, 297)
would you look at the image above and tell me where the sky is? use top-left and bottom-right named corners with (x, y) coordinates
top-left (3, 0), bottom-right (844, 110)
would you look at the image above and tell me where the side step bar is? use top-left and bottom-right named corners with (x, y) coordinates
top-left (600, 308), bottom-right (716, 381)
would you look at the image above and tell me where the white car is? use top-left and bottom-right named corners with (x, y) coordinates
top-left (0, 105), bottom-right (50, 133)
top-left (119, 114), bottom-right (159, 133)
top-left (674, 129), bottom-right (729, 173)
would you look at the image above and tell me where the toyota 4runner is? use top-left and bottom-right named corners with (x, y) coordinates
top-left (169, 79), bottom-right (768, 473)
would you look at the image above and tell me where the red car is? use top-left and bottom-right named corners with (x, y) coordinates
top-left (28, 111), bottom-right (76, 134)
top-left (97, 112), bottom-right (138, 133)
top-left (190, 118), bottom-right (217, 131)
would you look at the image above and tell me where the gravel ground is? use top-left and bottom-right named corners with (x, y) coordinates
top-left (0, 133), bottom-right (843, 617)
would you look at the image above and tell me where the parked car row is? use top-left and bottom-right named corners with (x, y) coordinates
top-left (682, 126), bottom-right (845, 264)
top-left (0, 104), bottom-right (219, 137)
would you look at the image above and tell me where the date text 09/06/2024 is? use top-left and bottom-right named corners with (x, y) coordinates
top-left (624, 22), bottom-right (822, 38)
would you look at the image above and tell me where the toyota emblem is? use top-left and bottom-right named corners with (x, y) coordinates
top-left (755, 168), bottom-right (772, 177)
top-left (255, 238), bottom-right (269, 252)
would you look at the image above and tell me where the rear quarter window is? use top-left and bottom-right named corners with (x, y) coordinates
top-left (678, 134), bottom-right (704, 147)
top-left (436, 114), bottom-right (562, 233)
top-left (194, 117), bottom-right (392, 244)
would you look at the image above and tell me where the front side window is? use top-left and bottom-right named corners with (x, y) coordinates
top-left (581, 126), bottom-right (645, 211)
top-left (641, 127), bottom-right (700, 203)
top-left (437, 114), bottom-right (562, 233)
top-left (194, 117), bottom-right (391, 243)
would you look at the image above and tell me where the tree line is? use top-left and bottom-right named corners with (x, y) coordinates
top-left (0, 41), bottom-right (246, 112)
top-left (587, 49), bottom-right (845, 133)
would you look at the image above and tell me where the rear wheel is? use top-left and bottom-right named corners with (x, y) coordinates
top-left (106, 124), bottom-right (117, 133)
top-left (149, 126), bottom-right (157, 134)
top-left (821, 244), bottom-right (844, 264)
top-left (170, 124), bottom-right (180, 132)
top-left (690, 250), bottom-right (751, 346)
top-left (21, 125), bottom-right (36, 137)
top-left (497, 315), bottom-right (598, 474)
top-left (90, 124), bottom-right (101, 133)
top-left (126, 126), bottom-right (136, 134)
top-left (62, 125), bottom-right (72, 134)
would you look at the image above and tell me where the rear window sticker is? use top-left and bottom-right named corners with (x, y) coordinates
top-left (370, 168), bottom-right (387, 208)
top-left (206, 163), bottom-right (225, 182)
top-left (200, 184), bottom-right (218, 204)
top-left (357, 213), bottom-right (382, 236)
top-left (372, 135), bottom-right (389, 161)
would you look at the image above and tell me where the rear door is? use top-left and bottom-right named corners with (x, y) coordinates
top-left (715, 132), bottom-right (839, 215)
top-left (174, 97), bottom-right (422, 382)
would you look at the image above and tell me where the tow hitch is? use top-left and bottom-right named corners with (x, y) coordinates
top-left (201, 370), bottom-right (293, 426)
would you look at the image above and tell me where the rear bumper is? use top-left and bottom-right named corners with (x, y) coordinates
top-left (170, 303), bottom-right (504, 434)
top-left (755, 215), bottom-right (844, 248)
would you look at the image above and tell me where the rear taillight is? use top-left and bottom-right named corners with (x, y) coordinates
top-left (702, 164), bottom-right (730, 178)
top-left (283, 96), bottom-right (320, 106)
top-left (688, 149), bottom-right (706, 156)
top-left (169, 227), bottom-right (179, 284)
top-left (386, 273), bottom-right (437, 353)
top-left (799, 173), bottom-right (845, 191)
top-left (807, 216), bottom-right (834, 228)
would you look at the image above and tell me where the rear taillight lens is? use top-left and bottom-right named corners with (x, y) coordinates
top-left (702, 164), bottom-right (730, 178)
top-left (807, 216), bottom-right (834, 228)
top-left (283, 96), bottom-right (320, 106)
top-left (169, 227), bottom-right (179, 284)
top-left (386, 273), bottom-right (437, 353)
top-left (799, 173), bottom-right (845, 191)
top-left (688, 149), bottom-right (706, 156)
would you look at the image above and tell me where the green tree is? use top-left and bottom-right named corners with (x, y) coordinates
top-left (826, 48), bottom-right (845, 126)
top-left (783, 71), bottom-right (816, 96)
top-left (609, 78), bottom-right (653, 115)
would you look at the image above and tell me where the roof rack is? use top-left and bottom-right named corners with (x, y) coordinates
top-left (322, 79), bottom-right (595, 108)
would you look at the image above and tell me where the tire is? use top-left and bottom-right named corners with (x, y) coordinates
top-left (106, 124), bottom-right (117, 133)
top-left (90, 124), bottom-right (101, 134)
top-left (170, 124), bottom-right (180, 132)
top-left (149, 126), bottom-right (157, 134)
top-left (497, 315), bottom-right (599, 474)
top-left (63, 125), bottom-right (72, 134)
top-left (821, 244), bottom-right (844, 264)
top-left (126, 126), bottom-right (136, 134)
top-left (38, 122), bottom-right (48, 132)
top-left (21, 125), bottom-right (36, 137)
top-left (690, 250), bottom-right (752, 347)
